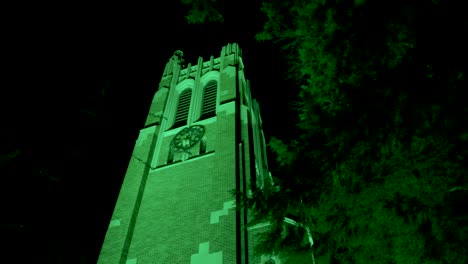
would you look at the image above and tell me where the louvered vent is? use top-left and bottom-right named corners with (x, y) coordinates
top-left (200, 80), bottom-right (217, 119)
top-left (173, 89), bottom-right (192, 127)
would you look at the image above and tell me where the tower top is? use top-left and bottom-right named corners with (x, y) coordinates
top-left (162, 43), bottom-right (243, 78)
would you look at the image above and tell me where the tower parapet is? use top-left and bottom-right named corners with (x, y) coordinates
top-left (162, 43), bottom-right (243, 80)
top-left (220, 42), bottom-right (242, 66)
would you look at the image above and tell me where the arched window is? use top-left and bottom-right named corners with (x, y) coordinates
top-left (173, 89), bottom-right (192, 128)
top-left (200, 80), bottom-right (217, 119)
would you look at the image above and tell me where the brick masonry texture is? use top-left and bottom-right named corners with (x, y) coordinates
top-left (98, 43), bottom-right (273, 264)
top-left (98, 126), bottom-right (158, 263)
top-left (128, 112), bottom-right (237, 263)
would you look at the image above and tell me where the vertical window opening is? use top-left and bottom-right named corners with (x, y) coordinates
top-left (173, 89), bottom-right (192, 128)
top-left (247, 110), bottom-right (257, 191)
top-left (200, 80), bottom-right (217, 119)
top-left (200, 137), bottom-right (207, 154)
top-left (168, 148), bottom-right (174, 163)
top-left (260, 132), bottom-right (268, 171)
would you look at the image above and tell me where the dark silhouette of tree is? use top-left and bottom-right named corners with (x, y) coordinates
top-left (187, 0), bottom-right (468, 263)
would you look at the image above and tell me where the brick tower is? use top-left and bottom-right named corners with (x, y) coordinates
top-left (97, 43), bottom-right (278, 264)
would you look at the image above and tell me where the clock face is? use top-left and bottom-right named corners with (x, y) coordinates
top-left (171, 125), bottom-right (205, 151)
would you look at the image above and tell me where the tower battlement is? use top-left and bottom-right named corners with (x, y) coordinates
top-left (162, 43), bottom-right (244, 80)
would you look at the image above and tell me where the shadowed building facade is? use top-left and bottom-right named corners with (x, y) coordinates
top-left (98, 43), bottom-right (280, 264)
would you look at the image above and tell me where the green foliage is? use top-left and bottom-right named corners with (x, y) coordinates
top-left (267, 137), bottom-right (298, 167)
top-left (181, 0), bottom-right (224, 24)
top-left (0, 149), bottom-right (21, 165)
top-left (307, 130), bottom-right (466, 263)
top-left (197, 0), bottom-right (468, 262)
top-left (250, 0), bottom-right (468, 262)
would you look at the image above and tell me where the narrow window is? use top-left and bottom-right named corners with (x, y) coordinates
top-left (200, 137), bottom-right (207, 154)
top-left (260, 132), bottom-right (268, 170)
top-left (247, 111), bottom-right (257, 191)
top-left (200, 80), bottom-right (217, 119)
top-left (173, 89), bottom-right (192, 128)
top-left (168, 148), bottom-right (174, 163)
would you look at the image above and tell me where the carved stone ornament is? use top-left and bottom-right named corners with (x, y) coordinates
top-left (171, 50), bottom-right (185, 66)
top-left (170, 125), bottom-right (205, 152)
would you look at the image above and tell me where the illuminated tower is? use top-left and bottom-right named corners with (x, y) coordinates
top-left (98, 43), bottom-right (277, 264)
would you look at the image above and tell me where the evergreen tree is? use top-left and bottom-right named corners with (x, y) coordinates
top-left (184, 0), bottom-right (468, 262)
top-left (181, 0), bottom-right (224, 24)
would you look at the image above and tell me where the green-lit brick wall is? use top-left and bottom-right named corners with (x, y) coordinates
top-left (98, 125), bottom-right (159, 263)
top-left (98, 43), bottom-right (273, 264)
top-left (126, 108), bottom-right (238, 263)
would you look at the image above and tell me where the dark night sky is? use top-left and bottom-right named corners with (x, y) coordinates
top-left (2, 2), bottom-right (300, 263)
